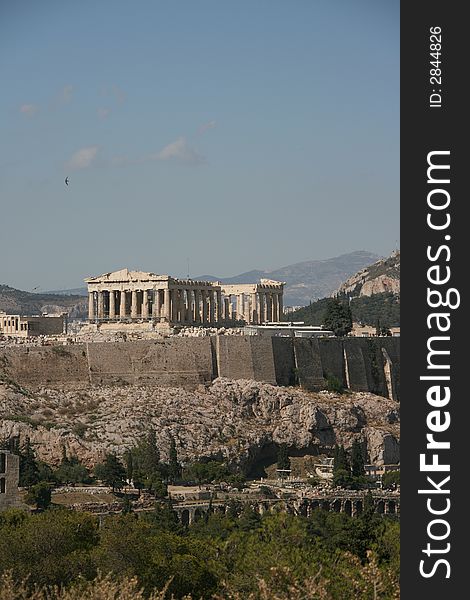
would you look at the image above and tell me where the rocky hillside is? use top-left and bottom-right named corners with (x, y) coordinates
top-left (334, 251), bottom-right (400, 298)
top-left (0, 379), bottom-right (399, 472)
top-left (0, 285), bottom-right (87, 318)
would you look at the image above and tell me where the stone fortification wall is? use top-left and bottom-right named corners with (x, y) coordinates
top-left (87, 338), bottom-right (214, 386)
top-left (0, 336), bottom-right (400, 399)
top-left (292, 338), bottom-right (325, 390)
top-left (0, 345), bottom-right (89, 388)
top-left (215, 336), bottom-right (277, 384)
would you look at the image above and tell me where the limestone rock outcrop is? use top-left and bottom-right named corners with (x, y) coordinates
top-left (0, 378), bottom-right (399, 471)
top-left (334, 251), bottom-right (400, 298)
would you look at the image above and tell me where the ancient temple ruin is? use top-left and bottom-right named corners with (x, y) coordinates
top-left (85, 269), bottom-right (284, 328)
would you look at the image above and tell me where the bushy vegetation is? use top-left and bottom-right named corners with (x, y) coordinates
top-left (322, 299), bottom-right (352, 337)
top-left (382, 470), bottom-right (400, 490)
top-left (332, 443), bottom-right (369, 490)
top-left (289, 292), bottom-right (400, 328)
top-left (0, 506), bottom-right (399, 599)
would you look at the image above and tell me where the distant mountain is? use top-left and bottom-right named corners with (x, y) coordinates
top-left (43, 287), bottom-right (88, 297)
top-left (0, 285), bottom-right (87, 318)
top-left (40, 250), bottom-right (381, 308)
top-left (334, 251), bottom-right (400, 298)
top-left (196, 250), bottom-right (380, 306)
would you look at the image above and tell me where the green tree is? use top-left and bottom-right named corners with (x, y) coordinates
top-left (127, 430), bottom-right (164, 491)
top-left (94, 453), bottom-right (126, 491)
top-left (168, 436), bottom-right (181, 483)
top-left (54, 451), bottom-right (90, 485)
top-left (333, 445), bottom-right (352, 488)
top-left (0, 510), bottom-right (98, 588)
top-left (25, 481), bottom-right (52, 510)
top-left (18, 437), bottom-right (41, 488)
top-left (183, 460), bottom-right (231, 485)
top-left (123, 448), bottom-right (133, 483)
top-left (144, 499), bottom-right (180, 532)
top-left (322, 298), bottom-right (353, 337)
top-left (351, 440), bottom-right (365, 478)
top-left (238, 505), bottom-right (261, 532)
top-left (382, 469), bottom-right (400, 489)
top-left (277, 443), bottom-right (291, 471)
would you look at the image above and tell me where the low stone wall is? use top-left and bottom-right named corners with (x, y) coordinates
top-left (0, 336), bottom-right (400, 399)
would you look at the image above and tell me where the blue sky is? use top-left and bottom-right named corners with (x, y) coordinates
top-left (0, 0), bottom-right (399, 291)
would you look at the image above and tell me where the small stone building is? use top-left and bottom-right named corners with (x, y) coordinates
top-left (0, 312), bottom-right (66, 338)
top-left (0, 450), bottom-right (21, 511)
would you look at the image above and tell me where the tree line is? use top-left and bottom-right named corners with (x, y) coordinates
top-left (289, 292), bottom-right (400, 332)
top-left (0, 502), bottom-right (399, 599)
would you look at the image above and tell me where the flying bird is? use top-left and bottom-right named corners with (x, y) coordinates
top-left (65, 177), bottom-right (69, 186)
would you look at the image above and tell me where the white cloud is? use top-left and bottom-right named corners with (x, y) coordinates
top-left (19, 104), bottom-right (38, 117)
top-left (198, 120), bottom-right (216, 134)
top-left (152, 137), bottom-right (205, 165)
top-left (97, 107), bottom-right (111, 119)
top-left (66, 146), bottom-right (99, 171)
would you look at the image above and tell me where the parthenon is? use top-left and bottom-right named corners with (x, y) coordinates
top-left (85, 269), bottom-right (284, 327)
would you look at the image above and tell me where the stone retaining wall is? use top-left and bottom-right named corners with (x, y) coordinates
top-left (0, 336), bottom-right (400, 399)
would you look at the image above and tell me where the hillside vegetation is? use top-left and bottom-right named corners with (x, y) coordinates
top-left (0, 285), bottom-right (86, 318)
top-left (289, 292), bottom-right (400, 328)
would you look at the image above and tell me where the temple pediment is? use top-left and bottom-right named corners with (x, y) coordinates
top-left (85, 269), bottom-right (168, 283)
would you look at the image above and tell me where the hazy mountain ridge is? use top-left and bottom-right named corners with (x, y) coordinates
top-left (4, 251), bottom-right (381, 314)
top-left (196, 250), bottom-right (380, 305)
top-left (0, 285), bottom-right (86, 318)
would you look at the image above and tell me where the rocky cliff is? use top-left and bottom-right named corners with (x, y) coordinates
top-left (0, 378), bottom-right (399, 472)
top-left (334, 251), bottom-right (400, 298)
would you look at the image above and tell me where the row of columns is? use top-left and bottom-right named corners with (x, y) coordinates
top-left (227, 291), bottom-right (283, 324)
top-left (1, 317), bottom-right (21, 334)
top-left (88, 288), bottom-right (284, 325)
top-left (89, 288), bottom-right (226, 325)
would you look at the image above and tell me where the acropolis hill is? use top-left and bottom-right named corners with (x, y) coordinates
top-left (0, 264), bottom-right (400, 474)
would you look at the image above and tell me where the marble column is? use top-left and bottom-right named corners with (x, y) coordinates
top-left (266, 292), bottom-right (272, 322)
top-left (153, 289), bottom-right (161, 319)
top-left (187, 289), bottom-right (194, 324)
top-left (88, 292), bottom-right (95, 320)
top-left (180, 289), bottom-right (185, 322)
top-left (251, 293), bottom-right (257, 324)
top-left (272, 293), bottom-right (279, 322)
top-left (174, 289), bottom-right (181, 323)
top-left (164, 289), bottom-right (171, 321)
top-left (209, 290), bottom-right (215, 324)
top-left (109, 290), bottom-right (116, 319)
top-left (244, 296), bottom-right (251, 323)
top-left (184, 289), bottom-right (191, 324)
top-left (259, 292), bottom-right (265, 324)
top-left (278, 293), bottom-right (284, 321)
top-left (201, 290), bottom-right (208, 324)
top-left (216, 290), bottom-right (222, 323)
top-left (97, 291), bottom-right (104, 319)
top-left (131, 290), bottom-right (138, 319)
top-left (235, 294), bottom-right (242, 320)
top-left (142, 290), bottom-right (149, 319)
top-left (120, 291), bottom-right (127, 319)
top-left (177, 290), bottom-right (183, 323)
top-left (193, 289), bottom-right (200, 323)
top-left (224, 297), bottom-right (230, 321)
